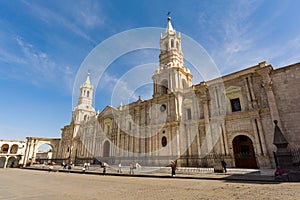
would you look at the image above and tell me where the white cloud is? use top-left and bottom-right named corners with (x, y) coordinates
top-left (16, 37), bottom-right (56, 80)
top-left (21, 0), bottom-right (95, 42)
top-left (76, 1), bottom-right (105, 28)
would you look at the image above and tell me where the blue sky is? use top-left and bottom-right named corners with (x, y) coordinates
top-left (1, 0), bottom-right (300, 141)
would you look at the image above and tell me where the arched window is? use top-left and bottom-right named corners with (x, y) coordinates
top-left (162, 136), bottom-right (167, 147)
top-left (87, 91), bottom-right (90, 97)
top-left (1, 144), bottom-right (9, 153)
top-left (160, 79), bottom-right (168, 95)
top-left (10, 144), bottom-right (18, 154)
top-left (170, 39), bottom-right (174, 48)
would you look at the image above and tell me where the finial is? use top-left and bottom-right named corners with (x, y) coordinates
top-left (167, 11), bottom-right (171, 21)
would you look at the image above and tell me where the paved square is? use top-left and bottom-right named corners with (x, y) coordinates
top-left (0, 169), bottom-right (299, 200)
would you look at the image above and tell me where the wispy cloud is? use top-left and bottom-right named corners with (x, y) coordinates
top-left (75, 1), bottom-right (105, 28)
top-left (16, 37), bottom-right (56, 81)
top-left (21, 0), bottom-right (101, 42)
top-left (201, 1), bottom-right (298, 73)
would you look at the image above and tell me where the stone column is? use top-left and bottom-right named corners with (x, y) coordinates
top-left (256, 63), bottom-right (282, 127)
top-left (30, 139), bottom-right (37, 165)
top-left (4, 156), bottom-right (8, 168)
top-left (221, 123), bottom-right (229, 155)
top-left (252, 119), bottom-right (262, 155)
top-left (23, 139), bottom-right (31, 167)
top-left (201, 94), bottom-right (212, 155)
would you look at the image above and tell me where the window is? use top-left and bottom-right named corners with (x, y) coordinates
top-left (187, 108), bottom-right (192, 120)
top-left (87, 91), bottom-right (90, 97)
top-left (160, 104), bottom-right (167, 112)
top-left (162, 136), bottom-right (167, 147)
top-left (128, 121), bottom-right (132, 130)
top-left (160, 80), bottom-right (168, 95)
top-left (231, 98), bottom-right (241, 112)
top-left (171, 39), bottom-right (174, 48)
top-left (1, 144), bottom-right (9, 153)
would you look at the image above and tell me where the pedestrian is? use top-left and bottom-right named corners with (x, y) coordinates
top-left (102, 162), bottom-right (107, 175)
top-left (48, 162), bottom-right (54, 173)
top-left (67, 163), bottom-right (72, 173)
top-left (129, 162), bottom-right (134, 174)
top-left (170, 161), bottom-right (176, 177)
top-left (62, 161), bottom-right (66, 169)
top-left (275, 166), bottom-right (283, 176)
top-left (135, 162), bottom-right (141, 171)
top-left (118, 163), bottom-right (122, 173)
top-left (87, 162), bottom-right (90, 170)
top-left (221, 160), bottom-right (227, 173)
top-left (82, 164), bottom-right (86, 173)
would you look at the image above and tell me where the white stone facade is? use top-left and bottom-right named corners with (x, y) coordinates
top-left (25, 18), bottom-right (300, 169)
top-left (0, 140), bottom-right (26, 168)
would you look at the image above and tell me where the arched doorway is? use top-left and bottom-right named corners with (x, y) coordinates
top-left (233, 135), bottom-right (258, 168)
top-left (103, 141), bottom-right (110, 158)
top-left (35, 144), bottom-right (53, 164)
top-left (0, 157), bottom-right (6, 168)
top-left (7, 156), bottom-right (18, 168)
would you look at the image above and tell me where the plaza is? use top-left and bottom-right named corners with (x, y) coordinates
top-left (1, 168), bottom-right (300, 200)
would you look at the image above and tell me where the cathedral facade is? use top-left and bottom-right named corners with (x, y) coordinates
top-left (24, 17), bottom-right (300, 169)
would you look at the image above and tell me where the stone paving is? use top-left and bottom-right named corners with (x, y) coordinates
top-left (1, 168), bottom-right (300, 200)
top-left (26, 164), bottom-right (276, 182)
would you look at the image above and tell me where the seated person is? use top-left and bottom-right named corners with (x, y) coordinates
top-left (275, 166), bottom-right (283, 176)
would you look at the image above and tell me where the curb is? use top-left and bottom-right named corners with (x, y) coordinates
top-left (21, 167), bottom-right (277, 183)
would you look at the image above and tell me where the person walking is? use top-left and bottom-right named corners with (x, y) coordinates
top-left (221, 160), bottom-right (227, 173)
top-left (129, 162), bottom-right (134, 175)
top-left (118, 163), bottom-right (122, 173)
top-left (170, 161), bottom-right (176, 177)
top-left (67, 163), bottom-right (72, 174)
top-left (102, 162), bottom-right (107, 175)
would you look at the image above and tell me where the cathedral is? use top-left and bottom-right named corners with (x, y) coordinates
top-left (23, 17), bottom-right (300, 169)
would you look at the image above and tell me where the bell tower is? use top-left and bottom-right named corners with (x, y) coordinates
top-left (72, 72), bottom-right (96, 125)
top-left (152, 16), bottom-right (193, 97)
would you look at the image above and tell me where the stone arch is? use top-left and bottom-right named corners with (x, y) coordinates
top-left (7, 156), bottom-right (19, 168)
top-left (232, 135), bottom-right (258, 168)
top-left (23, 137), bottom-right (61, 167)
